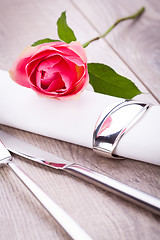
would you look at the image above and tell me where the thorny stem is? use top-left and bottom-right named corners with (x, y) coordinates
top-left (82, 7), bottom-right (145, 48)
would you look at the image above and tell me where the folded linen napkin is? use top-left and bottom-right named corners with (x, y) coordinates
top-left (0, 69), bottom-right (160, 165)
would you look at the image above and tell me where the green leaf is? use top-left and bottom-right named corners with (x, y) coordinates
top-left (57, 11), bottom-right (77, 43)
top-left (31, 38), bottom-right (61, 47)
top-left (88, 63), bottom-right (141, 99)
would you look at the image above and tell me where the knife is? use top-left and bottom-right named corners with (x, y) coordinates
top-left (0, 129), bottom-right (160, 216)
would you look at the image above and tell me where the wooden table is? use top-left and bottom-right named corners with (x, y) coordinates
top-left (0, 0), bottom-right (160, 239)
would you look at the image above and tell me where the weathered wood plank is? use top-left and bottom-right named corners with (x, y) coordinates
top-left (72, 0), bottom-right (160, 102)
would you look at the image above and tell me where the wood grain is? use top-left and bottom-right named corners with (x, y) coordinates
top-left (0, 0), bottom-right (160, 240)
top-left (72, 0), bottom-right (160, 102)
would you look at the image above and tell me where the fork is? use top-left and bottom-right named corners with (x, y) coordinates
top-left (0, 140), bottom-right (92, 240)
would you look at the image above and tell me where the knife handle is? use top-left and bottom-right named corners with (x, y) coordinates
top-left (64, 164), bottom-right (160, 216)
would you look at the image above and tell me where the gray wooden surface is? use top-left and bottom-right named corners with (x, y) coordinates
top-left (0, 0), bottom-right (160, 239)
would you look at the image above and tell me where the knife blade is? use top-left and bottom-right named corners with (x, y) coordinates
top-left (0, 129), bottom-right (160, 216)
top-left (0, 130), bottom-right (71, 169)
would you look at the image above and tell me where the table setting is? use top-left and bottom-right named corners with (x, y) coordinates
top-left (0, 0), bottom-right (160, 239)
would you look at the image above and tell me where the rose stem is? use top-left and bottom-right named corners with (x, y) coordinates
top-left (82, 6), bottom-right (145, 48)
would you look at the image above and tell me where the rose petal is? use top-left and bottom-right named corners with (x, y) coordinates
top-left (35, 57), bottom-right (74, 94)
top-left (9, 45), bottom-right (41, 87)
top-left (42, 73), bottom-right (65, 92)
top-left (38, 56), bottom-right (77, 89)
top-left (68, 41), bottom-right (87, 63)
top-left (70, 70), bottom-right (89, 94)
top-left (53, 46), bottom-right (85, 66)
top-left (30, 46), bottom-right (84, 67)
top-left (75, 65), bottom-right (85, 81)
top-left (30, 41), bottom-right (85, 66)
top-left (37, 55), bottom-right (62, 70)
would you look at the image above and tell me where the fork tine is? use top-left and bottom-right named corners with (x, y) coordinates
top-left (0, 141), bottom-right (11, 166)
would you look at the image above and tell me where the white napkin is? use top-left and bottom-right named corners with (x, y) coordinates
top-left (0, 69), bottom-right (160, 165)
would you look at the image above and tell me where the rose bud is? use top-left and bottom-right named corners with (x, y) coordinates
top-left (10, 41), bottom-right (89, 99)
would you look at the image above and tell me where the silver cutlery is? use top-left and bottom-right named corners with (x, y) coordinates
top-left (0, 140), bottom-right (92, 240)
top-left (0, 129), bottom-right (160, 216)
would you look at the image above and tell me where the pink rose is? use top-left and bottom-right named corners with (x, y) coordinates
top-left (9, 41), bottom-right (89, 99)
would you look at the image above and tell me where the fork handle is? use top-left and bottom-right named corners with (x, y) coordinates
top-left (7, 161), bottom-right (92, 240)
